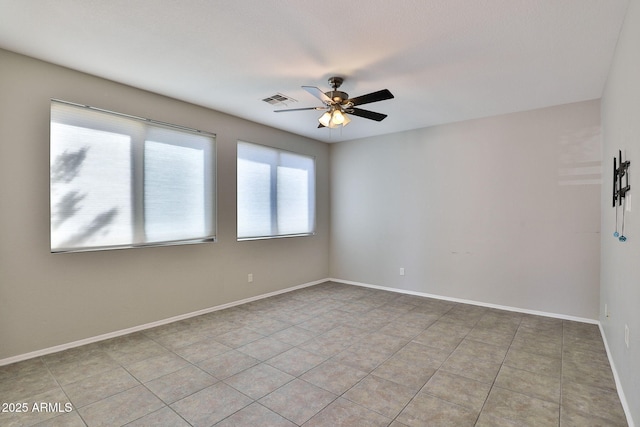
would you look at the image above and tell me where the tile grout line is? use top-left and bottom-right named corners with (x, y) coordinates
top-left (144, 325), bottom-right (276, 427)
top-left (392, 305), bottom-right (468, 425)
top-left (336, 312), bottom-right (452, 425)
top-left (41, 355), bottom-right (91, 427)
top-left (290, 301), bottom-right (411, 425)
top-left (470, 313), bottom-right (523, 426)
top-left (263, 292), bottom-right (453, 425)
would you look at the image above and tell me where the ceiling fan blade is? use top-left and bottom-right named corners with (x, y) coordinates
top-left (274, 106), bottom-right (325, 112)
top-left (347, 89), bottom-right (394, 106)
top-left (349, 107), bottom-right (388, 122)
top-left (302, 86), bottom-right (332, 104)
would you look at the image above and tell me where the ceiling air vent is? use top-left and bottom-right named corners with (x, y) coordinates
top-left (262, 93), bottom-right (297, 107)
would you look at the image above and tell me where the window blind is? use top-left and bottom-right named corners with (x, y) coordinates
top-left (50, 100), bottom-right (216, 253)
top-left (237, 141), bottom-right (315, 240)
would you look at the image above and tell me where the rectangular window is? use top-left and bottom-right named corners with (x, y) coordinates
top-left (50, 100), bottom-right (216, 253)
top-left (237, 141), bottom-right (315, 240)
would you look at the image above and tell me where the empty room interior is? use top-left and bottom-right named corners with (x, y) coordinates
top-left (0, 1), bottom-right (638, 426)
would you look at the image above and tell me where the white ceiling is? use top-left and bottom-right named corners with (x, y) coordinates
top-left (0, 0), bottom-right (630, 143)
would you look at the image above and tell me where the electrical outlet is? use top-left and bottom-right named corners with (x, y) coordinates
top-left (248, 273), bottom-right (253, 283)
top-left (399, 267), bottom-right (405, 276)
top-left (625, 324), bottom-right (630, 348)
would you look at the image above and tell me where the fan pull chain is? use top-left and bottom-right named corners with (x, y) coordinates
top-left (614, 199), bottom-right (620, 238)
top-left (619, 197), bottom-right (627, 242)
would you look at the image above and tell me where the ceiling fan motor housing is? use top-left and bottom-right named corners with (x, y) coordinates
top-left (326, 76), bottom-right (348, 104)
top-left (326, 90), bottom-right (349, 104)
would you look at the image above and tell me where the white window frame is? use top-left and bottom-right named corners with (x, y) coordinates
top-left (50, 99), bottom-right (216, 253)
top-left (237, 141), bottom-right (316, 240)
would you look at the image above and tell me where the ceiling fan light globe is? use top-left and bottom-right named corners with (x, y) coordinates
top-left (332, 109), bottom-right (345, 125)
top-left (318, 111), bottom-right (331, 127)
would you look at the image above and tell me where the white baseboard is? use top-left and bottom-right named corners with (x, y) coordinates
top-left (0, 278), bottom-right (325, 367)
top-left (3, 276), bottom-right (633, 425)
top-left (599, 323), bottom-right (636, 427)
top-left (4, 276), bottom-right (630, 424)
top-left (2, 277), bottom-right (600, 367)
top-left (330, 278), bottom-right (598, 324)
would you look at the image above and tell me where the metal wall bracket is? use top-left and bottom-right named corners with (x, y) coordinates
top-left (613, 149), bottom-right (631, 207)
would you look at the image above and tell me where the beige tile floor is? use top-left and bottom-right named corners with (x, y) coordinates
top-left (0, 281), bottom-right (628, 426)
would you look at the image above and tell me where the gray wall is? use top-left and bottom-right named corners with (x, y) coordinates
top-left (0, 49), bottom-right (330, 360)
top-left (601, 0), bottom-right (640, 423)
top-left (330, 100), bottom-right (601, 320)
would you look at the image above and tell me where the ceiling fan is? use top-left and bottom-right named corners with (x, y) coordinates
top-left (274, 77), bottom-right (394, 128)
